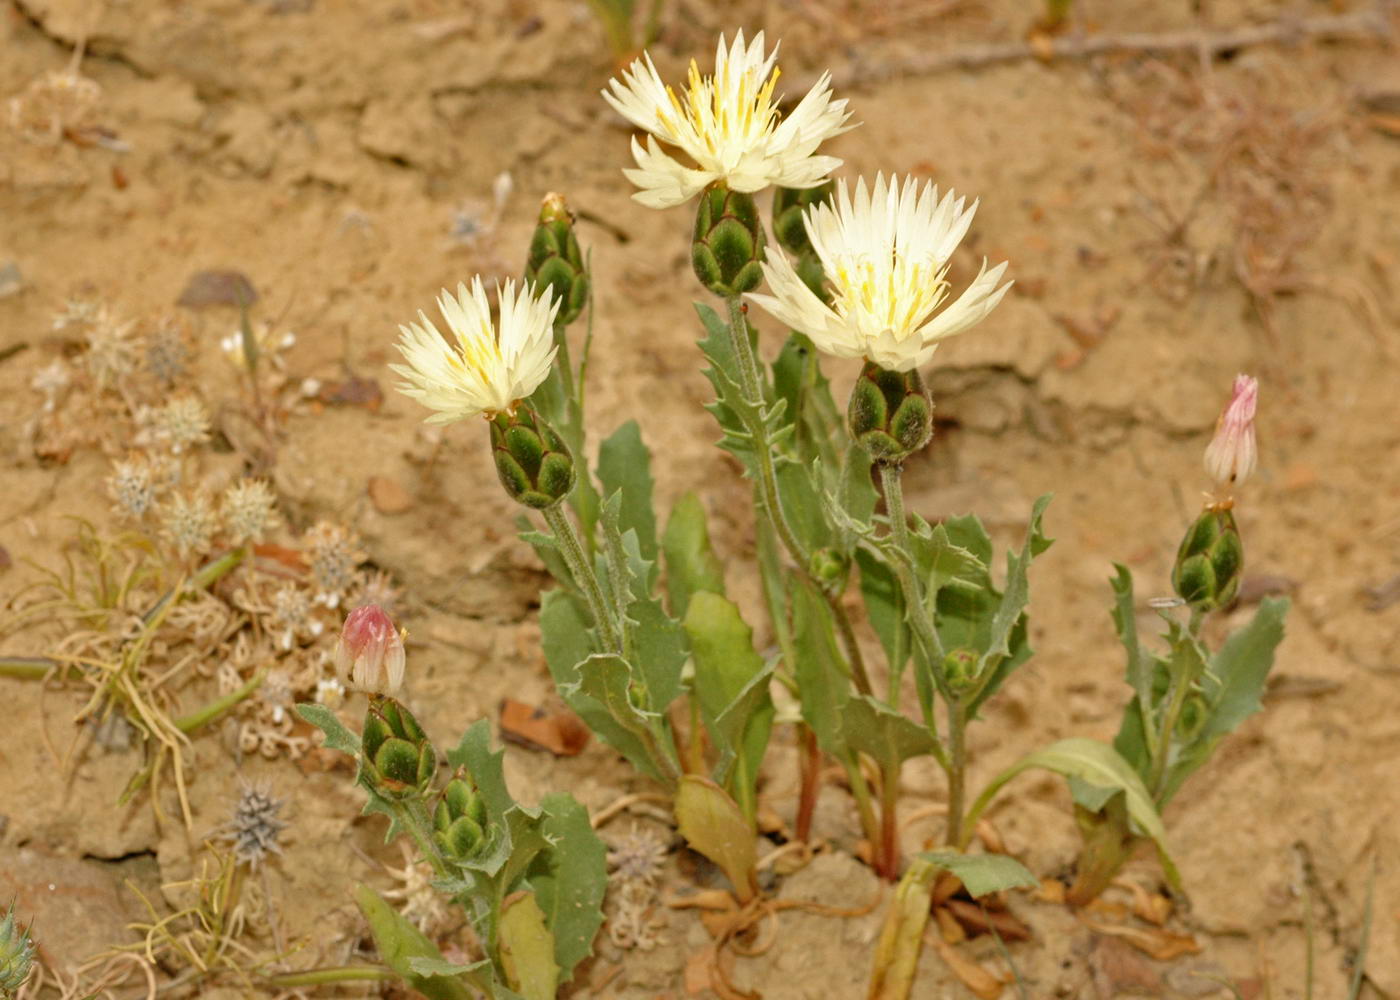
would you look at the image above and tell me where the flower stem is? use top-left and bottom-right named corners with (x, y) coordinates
top-left (795, 724), bottom-right (821, 844)
top-left (266, 967), bottom-right (395, 988)
top-left (174, 670), bottom-right (264, 734)
top-left (945, 700), bottom-right (968, 848)
top-left (544, 504), bottom-right (621, 654)
top-left (878, 758), bottom-right (902, 881)
top-left (723, 296), bottom-right (873, 697)
top-left (878, 463), bottom-right (946, 678)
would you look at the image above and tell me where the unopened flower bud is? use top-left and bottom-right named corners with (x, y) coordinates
top-left (335, 604), bottom-right (406, 694)
top-left (692, 182), bottom-right (767, 297)
top-left (489, 405), bottom-right (576, 509)
top-left (0, 904), bottom-right (35, 995)
top-left (525, 192), bottom-right (590, 327)
top-left (772, 183), bottom-right (834, 301)
top-left (848, 361), bottom-right (934, 465)
top-left (1203, 374), bottom-right (1258, 493)
top-left (943, 648), bottom-right (979, 692)
top-left (808, 546), bottom-right (848, 589)
top-left (433, 773), bottom-right (489, 861)
top-left (361, 697), bottom-right (436, 799)
top-left (1172, 507), bottom-right (1244, 611)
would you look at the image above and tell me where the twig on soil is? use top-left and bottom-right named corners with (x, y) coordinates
top-left (590, 791), bottom-right (673, 829)
top-left (829, 6), bottom-right (1394, 87)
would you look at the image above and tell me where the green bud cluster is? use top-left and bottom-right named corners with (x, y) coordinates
top-left (490, 406), bottom-right (576, 510)
top-left (943, 648), bottom-right (979, 692)
top-left (433, 773), bottom-right (489, 861)
top-left (1171, 506), bottom-right (1243, 611)
top-left (0, 905), bottom-right (35, 996)
top-left (362, 697), bottom-right (436, 799)
top-left (847, 362), bottom-right (934, 465)
top-left (692, 183), bottom-right (766, 297)
top-left (525, 193), bottom-right (589, 327)
top-left (772, 183), bottom-right (834, 302)
top-left (808, 546), bottom-right (849, 590)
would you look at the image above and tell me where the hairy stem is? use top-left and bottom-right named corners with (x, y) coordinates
top-left (945, 700), bottom-right (968, 848)
top-left (544, 504), bottom-right (620, 654)
top-left (724, 296), bottom-right (873, 697)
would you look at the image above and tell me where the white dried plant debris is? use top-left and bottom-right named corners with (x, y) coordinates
top-left (107, 454), bottom-right (160, 520)
top-left (82, 307), bottom-right (140, 389)
top-left (221, 479), bottom-right (279, 543)
top-left (52, 298), bottom-right (101, 331)
top-left (152, 395), bottom-right (212, 453)
top-left (381, 842), bottom-right (452, 937)
top-left (605, 825), bottom-right (670, 951)
top-left (219, 781), bottom-right (289, 868)
top-left (29, 359), bottom-right (72, 413)
top-left (144, 320), bottom-right (192, 386)
top-left (256, 666), bottom-right (296, 726)
top-left (270, 582), bottom-right (323, 650)
top-left (220, 322), bottom-right (296, 372)
top-left (314, 675), bottom-right (346, 708)
top-left (303, 521), bottom-right (365, 607)
top-left (8, 64), bottom-right (102, 145)
top-left (160, 489), bottom-right (219, 558)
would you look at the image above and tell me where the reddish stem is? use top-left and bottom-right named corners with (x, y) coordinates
top-left (795, 724), bottom-right (822, 843)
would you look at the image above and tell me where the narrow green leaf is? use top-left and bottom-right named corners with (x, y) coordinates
top-left (530, 795), bottom-right (608, 982)
top-left (1109, 564), bottom-right (1153, 710)
top-left (791, 579), bottom-right (850, 757)
top-left (295, 703), bottom-right (359, 756)
top-left (966, 738), bottom-right (1180, 890)
top-left (355, 885), bottom-right (476, 1000)
top-left (920, 851), bottom-right (1038, 898)
top-left (661, 491), bottom-right (726, 618)
top-left (596, 420), bottom-right (658, 564)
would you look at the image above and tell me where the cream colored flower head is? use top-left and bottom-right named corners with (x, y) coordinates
top-left (747, 175), bottom-right (1013, 372)
top-left (391, 277), bottom-right (558, 423)
top-left (602, 31), bottom-right (854, 210)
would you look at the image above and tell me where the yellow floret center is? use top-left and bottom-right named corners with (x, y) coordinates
top-left (657, 56), bottom-right (783, 157)
top-left (830, 252), bottom-right (950, 341)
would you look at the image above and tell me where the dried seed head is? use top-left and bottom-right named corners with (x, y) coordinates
top-left (303, 521), bottom-right (365, 607)
top-left (220, 781), bottom-right (288, 868)
top-left (145, 320), bottom-right (192, 386)
top-left (221, 479), bottom-right (279, 543)
top-left (335, 604), bottom-right (406, 694)
top-left (270, 583), bottom-right (319, 649)
top-left (258, 667), bottom-right (296, 725)
top-left (29, 359), bottom-right (72, 412)
top-left (160, 490), bottom-right (219, 557)
top-left (153, 395), bottom-right (211, 454)
top-left (107, 454), bottom-right (160, 519)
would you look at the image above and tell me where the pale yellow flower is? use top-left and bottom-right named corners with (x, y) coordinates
top-left (748, 175), bottom-right (1012, 372)
top-left (603, 31), bottom-right (854, 209)
top-left (391, 277), bottom-right (558, 423)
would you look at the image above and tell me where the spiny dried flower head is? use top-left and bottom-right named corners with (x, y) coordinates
top-left (391, 277), bottom-right (559, 423)
top-left (603, 31), bottom-right (854, 209)
top-left (107, 454), bottom-right (161, 519)
top-left (607, 825), bottom-right (670, 886)
top-left (303, 521), bottom-right (365, 607)
top-left (354, 569), bottom-right (403, 618)
top-left (153, 395), bottom-right (211, 453)
top-left (8, 66), bottom-right (101, 145)
top-left (160, 489), bottom-right (219, 557)
top-left (257, 667), bottom-right (296, 725)
top-left (270, 582), bottom-right (321, 649)
top-left (220, 781), bottom-right (288, 868)
top-left (335, 603), bottom-right (406, 694)
top-left (748, 174), bottom-right (1012, 372)
top-left (1204, 374), bottom-right (1258, 493)
top-left (82, 307), bottom-right (140, 388)
top-left (221, 479), bottom-right (279, 543)
top-left (30, 358), bottom-right (72, 413)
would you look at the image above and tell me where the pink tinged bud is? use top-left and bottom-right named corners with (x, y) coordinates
top-left (1204, 374), bottom-right (1259, 490)
top-left (335, 604), bottom-right (406, 694)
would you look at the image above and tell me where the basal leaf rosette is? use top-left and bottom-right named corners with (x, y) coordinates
top-left (747, 174), bottom-right (1013, 373)
top-left (602, 31), bottom-right (855, 210)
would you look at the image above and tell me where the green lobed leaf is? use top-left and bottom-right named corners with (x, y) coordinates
top-left (529, 794), bottom-right (608, 982)
top-left (661, 491), bottom-right (726, 618)
top-left (771, 331), bottom-right (844, 473)
top-left (1109, 564), bottom-right (1154, 711)
top-left (920, 851), bottom-right (1038, 898)
top-left (295, 703), bottom-right (359, 756)
top-left (841, 693), bottom-right (936, 766)
top-left (445, 722), bottom-right (548, 886)
top-left (517, 515), bottom-right (576, 591)
top-left (775, 459), bottom-right (833, 555)
top-left (626, 596), bottom-right (688, 713)
top-left (856, 548), bottom-right (911, 696)
top-left (571, 653), bottom-right (673, 783)
top-left (596, 420), bottom-right (658, 567)
top-left (355, 885), bottom-right (478, 1000)
top-left (695, 302), bottom-right (759, 466)
top-left (967, 737), bottom-right (1181, 890)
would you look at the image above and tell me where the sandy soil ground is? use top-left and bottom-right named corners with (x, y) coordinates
top-left (2, 0), bottom-right (1399, 997)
